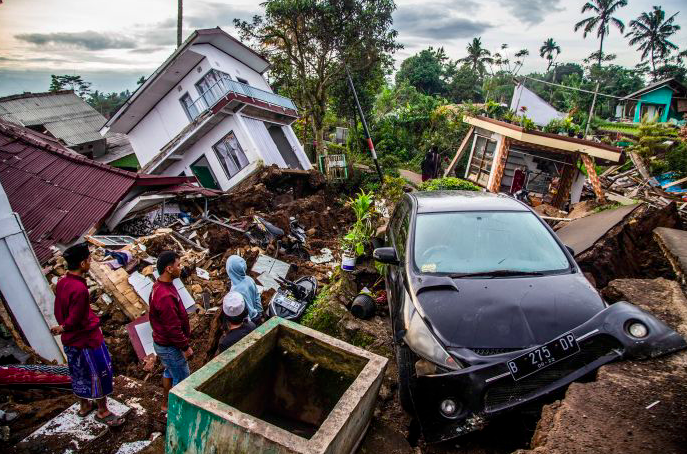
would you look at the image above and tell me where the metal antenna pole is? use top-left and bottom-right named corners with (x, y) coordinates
top-left (346, 67), bottom-right (384, 182)
top-left (177, 0), bottom-right (183, 48)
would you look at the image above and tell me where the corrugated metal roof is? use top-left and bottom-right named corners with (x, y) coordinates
top-left (0, 118), bottom-right (198, 263)
top-left (0, 91), bottom-right (107, 146)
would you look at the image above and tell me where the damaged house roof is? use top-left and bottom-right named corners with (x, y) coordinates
top-left (0, 90), bottom-right (108, 146)
top-left (0, 118), bottom-right (198, 263)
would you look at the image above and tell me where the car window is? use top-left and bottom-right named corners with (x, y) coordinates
top-left (396, 206), bottom-right (410, 260)
top-left (413, 211), bottom-right (570, 274)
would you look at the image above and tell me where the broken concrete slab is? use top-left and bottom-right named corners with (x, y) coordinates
top-left (18, 398), bottom-right (131, 452)
top-left (166, 317), bottom-right (388, 454)
top-left (555, 203), bottom-right (640, 256)
top-left (520, 278), bottom-right (687, 454)
top-left (252, 254), bottom-right (290, 291)
top-left (654, 227), bottom-right (687, 285)
top-left (567, 202), bottom-right (681, 288)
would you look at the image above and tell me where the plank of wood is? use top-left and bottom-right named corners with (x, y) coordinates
top-left (629, 151), bottom-right (651, 181)
top-left (444, 127), bottom-right (474, 177)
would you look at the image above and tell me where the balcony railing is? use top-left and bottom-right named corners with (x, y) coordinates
top-left (187, 76), bottom-right (297, 120)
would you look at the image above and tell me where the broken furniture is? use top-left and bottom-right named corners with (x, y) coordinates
top-left (165, 317), bottom-right (388, 454)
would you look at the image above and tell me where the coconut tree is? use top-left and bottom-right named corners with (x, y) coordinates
top-left (574, 0), bottom-right (628, 69)
top-left (626, 6), bottom-right (681, 80)
top-left (458, 37), bottom-right (493, 77)
top-left (539, 38), bottom-right (561, 71)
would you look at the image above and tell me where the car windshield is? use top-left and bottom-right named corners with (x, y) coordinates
top-left (413, 211), bottom-right (571, 275)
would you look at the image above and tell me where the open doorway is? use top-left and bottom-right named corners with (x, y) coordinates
top-left (190, 155), bottom-right (220, 189)
top-left (267, 123), bottom-right (302, 169)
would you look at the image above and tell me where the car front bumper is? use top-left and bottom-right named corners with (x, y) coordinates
top-left (410, 302), bottom-right (687, 443)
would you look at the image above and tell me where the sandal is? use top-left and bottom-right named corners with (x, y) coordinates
top-left (95, 412), bottom-right (126, 428)
top-left (77, 402), bottom-right (96, 418)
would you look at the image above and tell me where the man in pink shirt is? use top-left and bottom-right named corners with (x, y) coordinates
top-left (51, 243), bottom-right (124, 427)
top-left (149, 251), bottom-right (193, 414)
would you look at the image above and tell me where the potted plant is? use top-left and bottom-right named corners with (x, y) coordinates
top-left (485, 100), bottom-right (500, 118)
top-left (341, 190), bottom-right (374, 271)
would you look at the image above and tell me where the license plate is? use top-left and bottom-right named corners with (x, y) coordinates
top-left (507, 332), bottom-right (579, 381)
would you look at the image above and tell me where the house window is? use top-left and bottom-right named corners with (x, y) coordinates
top-left (213, 131), bottom-right (249, 179)
top-left (180, 93), bottom-right (201, 120)
top-left (196, 69), bottom-right (230, 108)
top-left (466, 135), bottom-right (496, 187)
top-left (236, 77), bottom-right (249, 85)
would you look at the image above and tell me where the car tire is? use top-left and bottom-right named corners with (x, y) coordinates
top-left (396, 344), bottom-right (416, 412)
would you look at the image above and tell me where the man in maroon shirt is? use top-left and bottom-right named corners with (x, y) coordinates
top-left (51, 243), bottom-right (124, 427)
top-left (149, 251), bottom-right (193, 414)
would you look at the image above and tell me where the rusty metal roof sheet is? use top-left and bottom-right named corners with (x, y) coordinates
top-left (0, 118), bottom-right (198, 263)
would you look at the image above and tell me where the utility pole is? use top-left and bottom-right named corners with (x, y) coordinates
top-left (584, 82), bottom-right (600, 138)
top-left (346, 67), bottom-right (384, 182)
top-left (177, 0), bottom-right (183, 48)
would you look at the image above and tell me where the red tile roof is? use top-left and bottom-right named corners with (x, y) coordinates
top-left (0, 118), bottom-right (198, 263)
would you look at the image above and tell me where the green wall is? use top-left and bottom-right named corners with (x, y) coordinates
top-left (633, 86), bottom-right (674, 123)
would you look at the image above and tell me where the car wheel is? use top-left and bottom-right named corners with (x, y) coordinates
top-left (396, 344), bottom-right (416, 412)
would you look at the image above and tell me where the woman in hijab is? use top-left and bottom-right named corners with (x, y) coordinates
top-left (226, 255), bottom-right (263, 325)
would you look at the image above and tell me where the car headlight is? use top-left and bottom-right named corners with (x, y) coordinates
top-left (403, 292), bottom-right (461, 371)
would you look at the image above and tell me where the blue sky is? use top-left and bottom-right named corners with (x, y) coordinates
top-left (0, 0), bottom-right (685, 96)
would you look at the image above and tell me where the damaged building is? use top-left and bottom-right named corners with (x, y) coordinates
top-left (100, 27), bottom-right (311, 191)
top-left (0, 90), bottom-right (137, 170)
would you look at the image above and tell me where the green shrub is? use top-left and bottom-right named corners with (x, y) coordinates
top-left (324, 141), bottom-right (348, 155)
top-left (418, 177), bottom-right (481, 192)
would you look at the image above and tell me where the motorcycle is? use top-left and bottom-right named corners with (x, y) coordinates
top-left (267, 276), bottom-right (318, 321)
top-left (245, 215), bottom-right (309, 259)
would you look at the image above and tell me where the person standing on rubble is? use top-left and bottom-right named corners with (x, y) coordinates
top-left (51, 243), bottom-right (125, 428)
top-left (216, 291), bottom-right (256, 355)
top-left (149, 250), bottom-right (192, 414)
top-left (226, 255), bottom-right (263, 325)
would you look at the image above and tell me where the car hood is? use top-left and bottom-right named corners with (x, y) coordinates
top-left (413, 272), bottom-right (605, 349)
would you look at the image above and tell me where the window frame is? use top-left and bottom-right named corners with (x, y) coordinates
top-left (212, 130), bottom-right (249, 180)
top-left (195, 69), bottom-right (231, 108)
top-left (179, 92), bottom-right (200, 121)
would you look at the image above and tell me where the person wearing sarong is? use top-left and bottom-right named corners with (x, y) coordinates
top-left (51, 243), bottom-right (125, 427)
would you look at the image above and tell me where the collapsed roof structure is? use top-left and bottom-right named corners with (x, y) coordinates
top-left (0, 118), bottom-right (208, 263)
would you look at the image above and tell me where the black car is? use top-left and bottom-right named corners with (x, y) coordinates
top-left (373, 191), bottom-right (686, 443)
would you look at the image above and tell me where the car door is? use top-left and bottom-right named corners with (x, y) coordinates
top-left (388, 200), bottom-right (410, 336)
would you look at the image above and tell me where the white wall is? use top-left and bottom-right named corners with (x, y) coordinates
top-left (127, 43), bottom-right (276, 167)
top-left (163, 115), bottom-right (261, 190)
top-left (511, 84), bottom-right (565, 127)
top-left (0, 183), bottom-right (65, 363)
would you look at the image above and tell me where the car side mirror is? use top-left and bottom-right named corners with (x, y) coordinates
top-left (373, 247), bottom-right (399, 265)
top-left (565, 245), bottom-right (575, 256)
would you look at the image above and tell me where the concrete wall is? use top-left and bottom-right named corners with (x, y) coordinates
top-left (128, 44), bottom-right (277, 167)
top-left (0, 182), bottom-right (64, 363)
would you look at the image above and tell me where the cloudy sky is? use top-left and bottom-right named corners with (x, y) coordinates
top-left (0, 0), bottom-right (685, 96)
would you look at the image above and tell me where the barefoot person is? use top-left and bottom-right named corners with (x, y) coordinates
top-left (51, 243), bottom-right (124, 427)
top-left (149, 251), bottom-right (192, 414)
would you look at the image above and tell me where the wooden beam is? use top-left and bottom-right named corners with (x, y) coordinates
top-left (444, 127), bottom-right (474, 177)
top-left (580, 153), bottom-right (606, 203)
top-left (662, 176), bottom-right (687, 189)
top-left (489, 137), bottom-right (511, 192)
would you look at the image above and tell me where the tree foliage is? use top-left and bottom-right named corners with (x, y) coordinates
top-left (626, 6), bottom-right (681, 80)
top-left (49, 75), bottom-right (92, 98)
top-left (574, 0), bottom-right (628, 68)
top-left (395, 47), bottom-right (448, 95)
top-left (540, 38), bottom-right (561, 71)
top-left (234, 0), bottom-right (400, 153)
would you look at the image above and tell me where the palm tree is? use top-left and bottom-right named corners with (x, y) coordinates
top-left (458, 37), bottom-right (493, 77)
top-left (574, 0), bottom-right (628, 69)
top-left (626, 6), bottom-right (681, 80)
top-left (539, 38), bottom-right (561, 71)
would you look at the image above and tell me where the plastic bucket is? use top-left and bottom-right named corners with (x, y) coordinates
top-left (341, 254), bottom-right (356, 272)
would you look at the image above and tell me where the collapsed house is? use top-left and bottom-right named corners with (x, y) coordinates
top-left (0, 90), bottom-right (136, 169)
top-left (100, 27), bottom-right (311, 192)
top-left (446, 115), bottom-right (623, 209)
top-left (617, 77), bottom-right (687, 123)
top-left (0, 118), bottom-right (214, 363)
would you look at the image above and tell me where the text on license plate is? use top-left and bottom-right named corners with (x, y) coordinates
top-left (507, 332), bottom-right (579, 381)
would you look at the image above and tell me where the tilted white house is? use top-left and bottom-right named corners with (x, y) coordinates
top-left (101, 28), bottom-right (311, 191)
